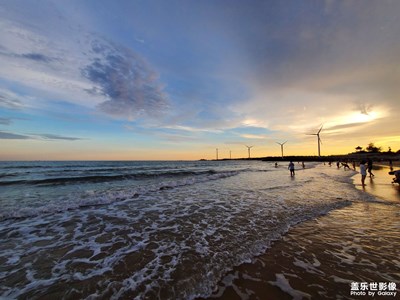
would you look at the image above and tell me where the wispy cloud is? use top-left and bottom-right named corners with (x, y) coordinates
top-left (20, 53), bottom-right (55, 63)
top-left (162, 125), bottom-right (222, 134)
top-left (0, 130), bottom-right (85, 141)
top-left (124, 123), bottom-right (202, 143)
top-left (0, 89), bottom-right (27, 110)
top-left (239, 134), bottom-right (268, 140)
top-left (31, 133), bottom-right (86, 141)
top-left (0, 118), bottom-right (12, 125)
top-left (0, 131), bottom-right (30, 140)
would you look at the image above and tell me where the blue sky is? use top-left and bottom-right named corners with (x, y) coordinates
top-left (1, 0), bottom-right (400, 160)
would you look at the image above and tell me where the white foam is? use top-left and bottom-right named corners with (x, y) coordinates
top-left (268, 273), bottom-right (311, 300)
top-left (330, 275), bottom-right (353, 284)
top-left (293, 258), bottom-right (324, 275)
top-left (0, 171), bottom-right (240, 221)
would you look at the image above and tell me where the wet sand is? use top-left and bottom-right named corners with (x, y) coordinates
top-left (202, 166), bottom-right (400, 299)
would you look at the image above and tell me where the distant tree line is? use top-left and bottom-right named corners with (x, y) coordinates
top-left (355, 143), bottom-right (399, 154)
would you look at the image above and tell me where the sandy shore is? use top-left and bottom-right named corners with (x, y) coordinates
top-left (201, 166), bottom-right (400, 299)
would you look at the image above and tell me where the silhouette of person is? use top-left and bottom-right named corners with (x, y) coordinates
top-left (360, 160), bottom-right (367, 186)
top-left (341, 162), bottom-right (350, 170)
top-left (393, 170), bottom-right (400, 184)
top-left (367, 158), bottom-right (375, 177)
top-left (288, 161), bottom-right (295, 177)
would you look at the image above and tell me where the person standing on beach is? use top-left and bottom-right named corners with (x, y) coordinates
top-left (288, 161), bottom-right (295, 177)
top-left (360, 161), bottom-right (367, 186)
top-left (367, 158), bottom-right (375, 177)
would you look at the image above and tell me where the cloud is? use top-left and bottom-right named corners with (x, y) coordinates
top-left (124, 123), bottom-right (203, 144)
top-left (239, 134), bottom-right (268, 140)
top-left (20, 53), bottom-right (54, 63)
top-left (0, 131), bottom-right (30, 139)
top-left (0, 16), bottom-right (102, 109)
top-left (0, 118), bottom-right (12, 125)
top-left (81, 40), bottom-right (169, 120)
top-left (325, 122), bottom-right (365, 132)
top-left (156, 133), bottom-right (199, 143)
top-left (0, 130), bottom-right (85, 141)
top-left (163, 125), bottom-right (222, 134)
top-left (225, 1), bottom-right (400, 138)
top-left (31, 133), bottom-right (86, 141)
top-left (0, 89), bottom-right (26, 110)
top-left (0, 6), bottom-right (171, 123)
top-left (355, 102), bottom-right (373, 116)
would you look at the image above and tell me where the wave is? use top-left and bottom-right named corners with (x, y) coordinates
top-left (0, 173), bottom-right (17, 179)
top-left (0, 169), bottom-right (224, 186)
top-left (0, 170), bottom-right (239, 221)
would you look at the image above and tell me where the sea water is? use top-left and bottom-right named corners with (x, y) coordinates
top-left (0, 160), bottom-right (374, 299)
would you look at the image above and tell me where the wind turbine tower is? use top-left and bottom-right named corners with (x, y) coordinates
top-left (307, 126), bottom-right (323, 157)
top-left (276, 141), bottom-right (287, 159)
top-left (245, 145), bottom-right (254, 159)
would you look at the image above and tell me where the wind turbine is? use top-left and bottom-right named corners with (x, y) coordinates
top-left (245, 145), bottom-right (254, 159)
top-left (276, 141), bottom-right (287, 159)
top-left (307, 126), bottom-right (323, 157)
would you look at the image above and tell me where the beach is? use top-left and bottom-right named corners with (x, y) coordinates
top-left (202, 164), bottom-right (400, 299)
top-left (0, 161), bottom-right (399, 299)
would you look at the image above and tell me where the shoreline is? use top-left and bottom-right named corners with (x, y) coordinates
top-left (201, 165), bottom-right (400, 299)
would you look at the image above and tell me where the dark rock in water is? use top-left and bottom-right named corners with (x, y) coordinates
top-left (159, 186), bottom-right (173, 190)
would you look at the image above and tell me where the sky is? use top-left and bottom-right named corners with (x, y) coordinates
top-left (0, 0), bottom-right (399, 160)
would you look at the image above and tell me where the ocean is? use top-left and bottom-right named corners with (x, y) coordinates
top-left (0, 160), bottom-right (392, 299)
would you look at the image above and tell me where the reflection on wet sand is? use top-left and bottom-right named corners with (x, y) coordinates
top-left (354, 164), bottom-right (400, 203)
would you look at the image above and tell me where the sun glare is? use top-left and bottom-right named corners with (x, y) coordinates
top-left (351, 111), bottom-right (377, 123)
top-left (324, 109), bottom-right (385, 135)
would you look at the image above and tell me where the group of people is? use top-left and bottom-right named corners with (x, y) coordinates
top-left (283, 158), bottom-right (399, 187)
top-left (332, 158), bottom-right (374, 187)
